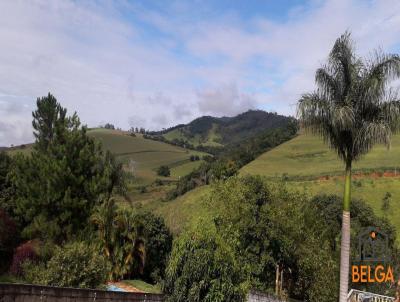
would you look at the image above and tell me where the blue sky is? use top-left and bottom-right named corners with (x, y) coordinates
top-left (1, 0), bottom-right (400, 146)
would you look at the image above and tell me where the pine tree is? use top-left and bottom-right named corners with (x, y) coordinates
top-left (10, 94), bottom-right (126, 242)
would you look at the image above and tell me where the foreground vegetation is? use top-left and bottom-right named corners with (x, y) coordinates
top-left (0, 94), bottom-right (172, 290)
top-left (164, 176), bottom-right (398, 301)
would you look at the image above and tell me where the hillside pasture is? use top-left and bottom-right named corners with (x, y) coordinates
top-left (287, 177), bottom-right (400, 232)
top-left (240, 133), bottom-right (400, 235)
top-left (88, 129), bottom-right (207, 184)
top-left (142, 185), bottom-right (211, 235)
top-left (240, 133), bottom-right (400, 178)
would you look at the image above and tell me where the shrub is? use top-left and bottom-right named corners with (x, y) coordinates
top-left (164, 225), bottom-right (243, 302)
top-left (139, 212), bottom-right (172, 283)
top-left (382, 192), bottom-right (392, 212)
top-left (0, 209), bottom-right (18, 251)
top-left (10, 241), bottom-right (38, 276)
top-left (24, 242), bottom-right (108, 289)
top-left (0, 209), bottom-right (18, 272)
top-left (157, 165), bottom-right (170, 177)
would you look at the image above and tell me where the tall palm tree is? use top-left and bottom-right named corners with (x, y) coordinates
top-left (297, 32), bottom-right (400, 301)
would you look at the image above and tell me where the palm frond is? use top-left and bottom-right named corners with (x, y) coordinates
top-left (297, 93), bottom-right (330, 130)
top-left (362, 51), bottom-right (400, 104)
top-left (331, 106), bottom-right (355, 131)
top-left (316, 67), bottom-right (338, 100)
top-left (353, 121), bottom-right (392, 159)
top-left (380, 97), bottom-right (400, 132)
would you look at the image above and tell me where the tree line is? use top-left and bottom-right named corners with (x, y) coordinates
top-left (165, 120), bottom-right (298, 200)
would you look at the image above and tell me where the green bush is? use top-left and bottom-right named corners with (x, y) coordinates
top-left (23, 242), bottom-right (108, 289)
top-left (138, 211), bottom-right (172, 283)
top-left (164, 176), bottom-right (341, 302)
top-left (164, 225), bottom-right (244, 302)
top-left (157, 165), bottom-right (170, 177)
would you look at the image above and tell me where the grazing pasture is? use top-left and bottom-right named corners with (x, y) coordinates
top-left (88, 129), bottom-right (207, 184)
top-left (240, 133), bottom-right (400, 178)
top-left (240, 133), bottom-right (400, 233)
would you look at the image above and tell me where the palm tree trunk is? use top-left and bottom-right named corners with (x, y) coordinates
top-left (339, 161), bottom-right (352, 302)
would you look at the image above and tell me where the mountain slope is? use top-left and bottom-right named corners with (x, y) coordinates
top-left (144, 185), bottom-right (212, 235)
top-left (240, 133), bottom-right (400, 232)
top-left (157, 110), bottom-right (293, 147)
top-left (240, 133), bottom-right (400, 178)
top-left (88, 129), bottom-right (207, 183)
top-left (6, 129), bottom-right (208, 185)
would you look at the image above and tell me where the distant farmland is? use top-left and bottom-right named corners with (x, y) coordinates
top-left (88, 129), bottom-right (208, 184)
top-left (6, 129), bottom-right (208, 185)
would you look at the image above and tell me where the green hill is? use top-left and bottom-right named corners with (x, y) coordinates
top-left (240, 133), bottom-right (400, 178)
top-left (156, 110), bottom-right (294, 147)
top-left (87, 129), bottom-right (207, 184)
top-left (6, 129), bottom-right (208, 185)
top-left (240, 133), bottom-right (400, 230)
top-left (142, 185), bottom-right (211, 235)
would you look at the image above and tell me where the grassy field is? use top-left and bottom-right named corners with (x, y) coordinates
top-left (140, 177), bottom-right (400, 238)
top-left (141, 185), bottom-right (211, 235)
top-left (287, 178), bottom-right (400, 228)
top-left (87, 129), bottom-right (207, 184)
top-left (6, 129), bottom-right (207, 185)
top-left (170, 160), bottom-right (203, 178)
top-left (240, 133), bottom-right (400, 178)
top-left (6, 144), bottom-right (33, 156)
top-left (240, 132), bottom-right (400, 233)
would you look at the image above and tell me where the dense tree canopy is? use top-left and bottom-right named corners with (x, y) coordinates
top-left (164, 224), bottom-right (243, 302)
top-left (165, 176), bottom-right (398, 302)
top-left (0, 152), bottom-right (13, 214)
top-left (5, 94), bottom-right (126, 242)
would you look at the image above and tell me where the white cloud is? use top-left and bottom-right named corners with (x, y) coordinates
top-left (0, 0), bottom-right (400, 146)
top-left (184, 0), bottom-right (400, 114)
top-left (196, 83), bottom-right (257, 117)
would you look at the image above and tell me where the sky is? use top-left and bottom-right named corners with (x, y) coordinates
top-left (1, 0), bottom-right (400, 146)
